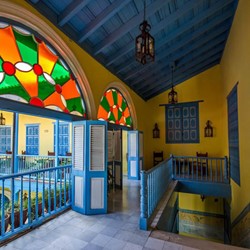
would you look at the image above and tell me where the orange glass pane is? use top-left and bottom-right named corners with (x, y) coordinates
top-left (97, 105), bottom-right (108, 120)
top-left (62, 79), bottom-right (80, 99)
top-left (119, 116), bottom-right (126, 125)
top-left (123, 107), bottom-right (130, 118)
top-left (43, 92), bottom-right (65, 111)
top-left (105, 89), bottom-right (114, 107)
top-left (38, 42), bottom-right (58, 74)
top-left (0, 27), bottom-right (21, 63)
top-left (15, 70), bottom-right (38, 97)
top-left (117, 93), bottom-right (123, 108)
top-left (113, 107), bottom-right (118, 121)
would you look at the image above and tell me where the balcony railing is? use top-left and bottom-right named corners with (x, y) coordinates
top-left (172, 155), bottom-right (229, 183)
top-left (0, 165), bottom-right (72, 241)
top-left (0, 154), bottom-right (72, 176)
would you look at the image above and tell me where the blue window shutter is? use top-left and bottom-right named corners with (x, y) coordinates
top-left (227, 84), bottom-right (240, 185)
top-left (26, 125), bottom-right (39, 155)
top-left (54, 123), bottom-right (69, 156)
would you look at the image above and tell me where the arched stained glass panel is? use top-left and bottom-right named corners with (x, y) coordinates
top-left (0, 24), bottom-right (86, 117)
top-left (97, 88), bottom-right (132, 127)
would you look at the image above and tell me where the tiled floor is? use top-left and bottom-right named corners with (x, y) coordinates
top-left (0, 178), bottom-right (245, 250)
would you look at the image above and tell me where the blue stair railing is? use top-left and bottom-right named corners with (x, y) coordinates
top-left (140, 158), bottom-right (172, 230)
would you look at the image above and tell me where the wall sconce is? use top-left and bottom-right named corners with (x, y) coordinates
top-left (153, 123), bottom-right (160, 138)
top-left (0, 113), bottom-right (6, 125)
top-left (200, 195), bottom-right (205, 202)
top-left (204, 120), bottom-right (213, 137)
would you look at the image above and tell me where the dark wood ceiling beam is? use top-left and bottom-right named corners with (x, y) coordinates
top-left (141, 51), bottom-right (223, 97)
top-left (78, 0), bottom-right (131, 43)
top-left (105, 0), bottom-right (199, 66)
top-left (105, 0), bottom-right (233, 68)
top-left (136, 43), bottom-right (225, 94)
top-left (114, 22), bottom-right (231, 81)
top-left (121, 8), bottom-right (233, 82)
top-left (145, 60), bottom-right (219, 100)
top-left (58, 0), bottom-right (91, 26)
top-left (132, 33), bottom-right (227, 88)
top-left (92, 0), bottom-right (177, 56)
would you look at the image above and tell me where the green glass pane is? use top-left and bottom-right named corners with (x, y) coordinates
top-left (108, 112), bottom-right (116, 123)
top-left (38, 75), bottom-right (55, 100)
top-left (13, 29), bottom-right (38, 65)
top-left (126, 117), bottom-right (132, 126)
top-left (118, 109), bottom-right (122, 120)
top-left (66, 97), bottom-right (84, 115)
top-left (112, 89), bottom-right (117, 105)
top-left (51, 60), bottom-right (70, 85)
top-left (100, 96), bottom-right (110, 112)
top-left (0, 58), bottom-right (30, 101)
top-left (121, 99), bottom-right (127, 111)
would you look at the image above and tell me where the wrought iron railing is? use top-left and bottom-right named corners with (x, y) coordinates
top-left (0, 165), bottom-right (72, 241)
top-left (0, 154), bottom-right (12, 175)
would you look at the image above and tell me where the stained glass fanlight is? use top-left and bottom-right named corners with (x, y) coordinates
top-left (97, 88), bottom-right (132, 127)
top-left (0, 24), bottom-right (86, 117)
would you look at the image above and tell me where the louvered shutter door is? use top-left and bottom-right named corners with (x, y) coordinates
top-left (90, 125), bottom-right (105, 171)
top-left (73, 125), bottom-right (84, 170)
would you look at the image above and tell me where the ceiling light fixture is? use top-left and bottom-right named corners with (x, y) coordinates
top-left (168, 63), bottom-right (178, 104)
top-left (135, 0), bottom-right (155, 65)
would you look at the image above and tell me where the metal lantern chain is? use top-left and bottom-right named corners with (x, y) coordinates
top-left (135, 0), bottom-right (155, 65)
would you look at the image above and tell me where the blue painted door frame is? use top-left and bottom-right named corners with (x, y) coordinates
top-left (127, 130), bottom-right (143, 180)
top-left (72, 120), bottom-right (107, 215)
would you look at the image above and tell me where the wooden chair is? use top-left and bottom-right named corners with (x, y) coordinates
top-left (66, 152), bottom-right (72, 156)
top-left (153, 151), bottom-right (164, 166)
top-left (48, 151), bottom-right (55, 156)
top-left (21, 150), bottom-right (26, 155)
top-left (196, 152), bottom-right (208, 176)
top-left (6, 150), bottom-right (12, 154)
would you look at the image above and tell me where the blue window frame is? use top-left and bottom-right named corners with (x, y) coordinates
top-left (0, 126), bottom-right (11, 153)
top-left (166, 102), bottom-right (200, 143)
top-left (54, 123), bottom-right (69, 156)
top-left (26, 124), bottom-right (39, 155)
top-left (227, 83), bottom-right (240, 185)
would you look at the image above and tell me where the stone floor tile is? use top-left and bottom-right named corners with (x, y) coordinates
top-left (101, 226), bottom-right (119, 237)
top-left (83, 243), bottom-right (104, 250)
top-left (103, 238), bottom-right (127, 250)
top-left (123, 242), bottom-right (143, 250)
top-left (91, 233), bottom-right (112, 247)
top-left (144, 237), bottom-right (165, 250)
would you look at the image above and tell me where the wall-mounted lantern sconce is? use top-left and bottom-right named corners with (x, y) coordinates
top-left (204, 120), bottom-right (213, 137)
top-left (153, 123), bottom-right (160, 138)
top-left (0, 113), bottom-right (6, 125)
top-left (200, 195), bottom-right (205, 202)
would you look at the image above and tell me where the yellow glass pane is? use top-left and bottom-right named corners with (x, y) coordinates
top-left (62, 79), bottom-right (80, 99)
top-left (38, 42), bottom-right (58, 74)
top-left (0, 27), bottom-right (21, 63)
top-left (15, 70), bottom-right (38, 96)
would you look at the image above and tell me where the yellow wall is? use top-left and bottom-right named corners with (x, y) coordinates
top-left (220, 0), bottom-right (250, 221)
top-left (179, 193), bottom-right (223, 214)
top-left (145, 65), bottom-right (226, 166)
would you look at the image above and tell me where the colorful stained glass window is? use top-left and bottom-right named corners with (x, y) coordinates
top-left (97, 88), bottom-right (132, 127)
top-left (0, 23), bottom-right (86, 117)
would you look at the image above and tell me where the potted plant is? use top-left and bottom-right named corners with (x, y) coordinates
top-left (0, 211), bottom-right (10, 235)
top-left (8, 194), bottom-right (28, 229)
top-left (31, 195), bottom-right (43, 219)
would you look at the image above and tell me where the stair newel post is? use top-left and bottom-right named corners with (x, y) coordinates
top-left (224, 156), bottom-right (229, 183)
top-left (140, 170), bottom-right (148, 230)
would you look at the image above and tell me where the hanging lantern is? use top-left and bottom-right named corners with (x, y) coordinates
top-left (168, 65), bottom-right (178, 104)
top-left (135, 1), bottom-right (155, 65)
top-left (204, 120), bottom-right (213, 137)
